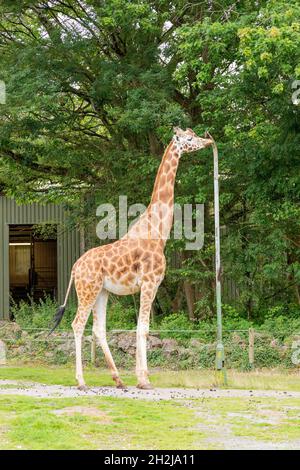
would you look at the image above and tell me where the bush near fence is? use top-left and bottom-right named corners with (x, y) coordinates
top-left (1, 298), bottom-right (299, 370)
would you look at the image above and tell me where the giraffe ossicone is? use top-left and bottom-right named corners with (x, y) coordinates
top-left (51, 127), bottom-right (213, 389)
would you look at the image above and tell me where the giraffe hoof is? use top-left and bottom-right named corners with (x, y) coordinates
top-left (115, 379), bottom-right (126, 389)
top-left (78, 384), bottom-right (88, 392)
top-left (137, 383), bottom-right (153, 390)
top-left (116, 382), bottom-right (127, 390)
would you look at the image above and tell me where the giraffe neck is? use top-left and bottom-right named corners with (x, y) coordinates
top-left (124, 140), bottom-right (181, 244)
top-left (146, 140), bottom-right (181, 244)
top-left (150, 140), bottom-right (180, 206)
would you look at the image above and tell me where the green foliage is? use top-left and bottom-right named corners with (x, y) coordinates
top-left (106, 302), bottom-right (137, 330)
top-left (7, 291), bottom-right (299, 371)
top-left (261, 314), bottom-right (300, 341)
top-left (11, 297), bottom-right (138, 333)
top-left (32, 224), bottom-right (57, 240)
top-left (221, 305), bottom-right (253, 333)
top-left (158, 312), bottom-right (196, 339)
top-left (0, 0), bottom-right (299, 326)
top-left (11, 297), bottom-right (77, 332)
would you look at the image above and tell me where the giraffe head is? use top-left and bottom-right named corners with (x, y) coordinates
top-left (173, 127), bottom-right (213, 153)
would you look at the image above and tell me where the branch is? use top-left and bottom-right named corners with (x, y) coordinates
top-left (0, 148), bottom-right (70, 177)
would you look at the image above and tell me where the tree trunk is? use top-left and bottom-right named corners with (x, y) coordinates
top-left (80, 226), bottom-right (85, 256)
top-left (287, 250), bottom-right (300, 306)
top-left (183, 281), bottom-right (195, 321)
top-left (172, 282), bottom-right (184, 312)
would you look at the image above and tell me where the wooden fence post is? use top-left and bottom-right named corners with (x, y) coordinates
top-left (91, 333), bottom-right (96, 366)
top-left (248, 328), bottom-right (255, 369)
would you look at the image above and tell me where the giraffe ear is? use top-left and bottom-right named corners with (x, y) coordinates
top-left (186, 128), bottom-right (196, 135)
top-left (173, 126), bottom-right (183, 135)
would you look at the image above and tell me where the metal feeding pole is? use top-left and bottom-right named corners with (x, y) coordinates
top-left (205, 132), bottom-right (227, 386)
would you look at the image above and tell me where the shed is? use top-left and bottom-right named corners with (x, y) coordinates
top-left (0, 195), bottom-right (81, 320)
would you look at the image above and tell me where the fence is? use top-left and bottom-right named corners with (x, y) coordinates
top-left (0, 325), bottom-right (260, 369)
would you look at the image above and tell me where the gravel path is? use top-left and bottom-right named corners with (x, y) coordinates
top-left (0, 379), bottom-right (299, 400)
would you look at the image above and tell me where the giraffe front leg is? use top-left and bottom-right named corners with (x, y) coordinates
top-left (136, 283), bottom-right (157, 389)
top-left (136, 321), bottom-right (152, 389)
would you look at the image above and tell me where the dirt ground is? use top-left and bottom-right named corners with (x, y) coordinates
top-left (1, 378), bottom-right (300, 400)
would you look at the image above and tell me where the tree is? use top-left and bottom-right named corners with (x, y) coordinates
top-left (0, 0), bottom-right (299, 320)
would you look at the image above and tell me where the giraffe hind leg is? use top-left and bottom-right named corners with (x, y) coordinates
top-left (72, 302), bottom-right (93, 390)
top-left (92, 289), bottom-right (125, 389)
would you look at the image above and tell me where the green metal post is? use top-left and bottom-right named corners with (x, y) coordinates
top-left (206, 133), bottom-right (227, 385)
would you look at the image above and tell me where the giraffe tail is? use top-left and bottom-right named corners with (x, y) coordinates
top-left (48, 274), bottom-right (74, 336)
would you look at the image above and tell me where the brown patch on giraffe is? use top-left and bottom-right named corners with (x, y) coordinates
top-left (114, 271), bottom-right (121, 280)
top-left (158, 189), bottom-right (171, 203)
top-left (154, 265), bottom-right (164, 275)
top-left (142, 252), bottom-right (151, 263)
top-left (119, 266), bottom-right (127, 276)
top-left (94, 261), bottom-right (101, 270)
top-left (131, 248), bottom-right (142, 262)
top-left (142, 254), bottom-right (152, 271)
top-left (132, 262), bottom-right (141, 273)
top-left (153, 262), bottom-right (160, 271)
top-left (110, 264), bottom-right (117, 275)
top-left (159, 174), bottom-right (166, 186)
top-left (123, 273), bottom-right (135, 285)
top-left (167, 172), bottom-right (174, 183)
top-left (164, 161), bottom-right (171, 173)
top-left (123, 253), bottom-right (131, 265)
top-left (152, 253), bottom-right (162, 271)
top-left (104, 244), bottom-right (113, 251)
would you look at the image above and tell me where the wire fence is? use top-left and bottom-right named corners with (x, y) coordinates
top-left (0, 325), bottom-right (254, 343)
top-left (2, 324), bottom-right (291, 369)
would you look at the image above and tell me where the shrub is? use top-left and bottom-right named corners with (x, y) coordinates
top-left (11, 297), bottom-right (137, 333)
top-left (222, 304), bottom-right (253, 331)
top-left (11, 296), bottom-right (78, 332)
top-left (107, 302), bottom-right (137, 330)
top-left (260, 315), bottom-right (300, 341)
top-left (158, 312), bottom-right (197, 339)
top-left (8, 297), bottom-right (300, 370)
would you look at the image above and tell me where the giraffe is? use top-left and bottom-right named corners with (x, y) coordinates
top-left (50, 127), bottom-right (213, 390)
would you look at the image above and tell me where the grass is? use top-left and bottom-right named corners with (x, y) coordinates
top-left (0, 395), bottom-right (205, 450)
top-left (0, 364), bottom-right (300, 391)
top-left (0, 394), bottom-right (299, 450)
top-left (0, 364), bottom-right (299, 449)
top-left (192, 396), bottom-right (300, 448)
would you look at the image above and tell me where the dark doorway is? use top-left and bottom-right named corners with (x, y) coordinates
top-left (9, 224), bottom-right (57, 304)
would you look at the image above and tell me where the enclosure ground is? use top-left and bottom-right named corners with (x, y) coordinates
top-left (1, 364), bottom-right (300, 390)
top-left (0, 365), bottom-right (299, 450)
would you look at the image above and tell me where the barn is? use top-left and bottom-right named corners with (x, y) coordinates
top-left (0, 195), bottom-right (81, 320)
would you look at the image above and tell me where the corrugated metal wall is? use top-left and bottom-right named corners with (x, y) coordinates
top-left (0, 196), bottom-right (80, 320)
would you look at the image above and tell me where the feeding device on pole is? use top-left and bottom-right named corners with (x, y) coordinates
top-left (205, 131), bottom-right (227, 385)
